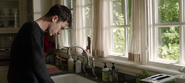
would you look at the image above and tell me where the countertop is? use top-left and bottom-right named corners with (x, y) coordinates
top-left (49, 68), bottom-right (105, 83)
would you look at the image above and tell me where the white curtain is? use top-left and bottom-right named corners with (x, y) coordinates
top-left (55, 0), bottom-right (84, 50)
top-left (92, 0), bottom-right (110, 57)
top-left (72, 0), bottom-right (84, 48)
top-left (128, 0), bottom-right (145, 62)
top-left (55, 30), bottom-right (67, 49)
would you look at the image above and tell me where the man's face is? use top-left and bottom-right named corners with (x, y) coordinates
top-left (48, 21), bottom-right (69, 36)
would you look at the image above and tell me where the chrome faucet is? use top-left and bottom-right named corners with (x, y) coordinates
top-left (67, 45), bottom-right (91, 68)
top-left (91, 58), bottom-right (98, 79)
top-left (67, 45), bottom-right (98, 79)
top-left (82, 56), bottom-right (88, 76)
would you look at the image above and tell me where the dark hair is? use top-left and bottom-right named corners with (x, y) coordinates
top-left (44, 4), bottom-right (72, 27)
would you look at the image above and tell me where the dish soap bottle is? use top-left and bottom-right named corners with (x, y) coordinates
top-left (45, 54), bottom-right (50, 64)
top-left (75, 56), bottom-right (81, 73)
top-left (109, 62), bottom-right (118, 83)
top-left (102, 62), bottom-right (109, 82)
top-left (55, 54), bottom-right (59, 66)
top-left (68, 56), bottom-right (74, 71)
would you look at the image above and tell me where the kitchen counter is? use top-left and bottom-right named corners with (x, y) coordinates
top-left (49, 62), bottom-right (136, 83)
top-left (49, 68), bottom-right (105, 83)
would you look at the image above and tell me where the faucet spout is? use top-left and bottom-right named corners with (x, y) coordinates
top-left (67, 45), bottom-right (91, 67)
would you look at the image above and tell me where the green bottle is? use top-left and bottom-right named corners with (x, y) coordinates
top-left (102, 62), bottom-right (109, 82)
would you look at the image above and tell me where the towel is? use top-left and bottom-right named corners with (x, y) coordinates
top-left (47, 67), bottom-right (63, 74)
top-left (46, 64), bottom-right (56, 69)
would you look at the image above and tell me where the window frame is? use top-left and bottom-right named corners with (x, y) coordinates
top-left (61, 0), bottom-right (73, 47)
top-left (82, 0), bottom-right (94, 49)
top-left (148, 0), bottom-right (185, 68)
top-left (108, 0), bottom-right (131, 57)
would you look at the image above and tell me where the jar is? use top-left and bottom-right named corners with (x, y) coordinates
top-left (2, 8), bottom-right (10, 16)
top-left (11, 8), bottom-right (18, 15)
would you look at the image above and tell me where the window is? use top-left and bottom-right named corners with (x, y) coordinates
top-left (149, 0), bottom-right (185, 64)
top-left (109, 0), bottom-right (131, 56)
top-left (62, 0), bottom-right (73, 47)
top-left (82, 0), bottom-right (93, 49)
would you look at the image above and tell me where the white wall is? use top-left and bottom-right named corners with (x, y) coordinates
top-left (33, 0), bottom-right (52, 20)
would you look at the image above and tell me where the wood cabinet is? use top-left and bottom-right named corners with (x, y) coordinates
top-left (0, 0), bottom-right (33, 34)
top-left (0, 66), bottom-right (8, 83)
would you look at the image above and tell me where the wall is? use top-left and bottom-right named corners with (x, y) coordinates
top-left (33, 0), bottom-right (52, 20)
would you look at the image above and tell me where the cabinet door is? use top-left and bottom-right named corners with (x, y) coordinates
top-left (0, 0), bottom-right (33, 34)
top-left (0, 66), bottom-right (8, 83)
top-left (0, 0), bottom-right (21, 32)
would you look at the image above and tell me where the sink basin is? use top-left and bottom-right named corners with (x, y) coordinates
top-left (51, 74), bottom-right (98, 83)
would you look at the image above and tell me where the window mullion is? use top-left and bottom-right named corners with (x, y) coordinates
top-left (179, 0), bottom-right (182, 23)
top-left (154, 26), bottom-right (158, 61)
top-left (111, 25), bottom-right (129, 28)
top-left (179, 0), bottom-right (183, 64)
top-left (124, 0), bottom-right (127, 25)
top-left (152, 0), bottom-right (156, 61)
top-left (124, 0), bottom-right (128, 56)
top-left (180, 25), bottom-right (184, 64)
top-left (125, 27), bottom-right (128, 56)
top-left (154, 24), bottom-right (180, 27)
top-left (154, 0), bottom-right (158, 24)
top-left (110, 1), bottom-right (113, 26)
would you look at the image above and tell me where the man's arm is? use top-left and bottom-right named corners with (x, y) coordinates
top-left (24, 33), bottom-right (54, 83)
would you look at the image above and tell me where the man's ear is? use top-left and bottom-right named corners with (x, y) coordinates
top-left (52, 15), bottom-right (58, 22)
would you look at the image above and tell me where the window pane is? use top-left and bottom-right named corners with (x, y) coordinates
top-left (64, 0), bottom-right (72, 9)
top-left (113, 28), bottom-right (125, 53)
top-left (83, 6), bottom-right (92, 27)
top-left (128, 27), bottom-right (130, 45)
top-left (71, 0), bottom-right (73, 9)
top-left (157, 0), bottom-right (179, 23)
top-left (64, 30), bottom-right (72, 46)
top-left (71, 10), bottom-right (73, 18)
top-left (183, 0), bottom-right (185, 22)
top-left (158, 26), bottom-right (180, 61)
top-left (84, 29), bottom-right (92, 48)
top-left (83, 0), bottom-right (92, 5)
top-left (128, 0), bottom-right (132, 25)
top-left (111, 0), bottom-right (124, 26)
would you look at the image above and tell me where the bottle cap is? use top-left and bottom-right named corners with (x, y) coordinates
top-left (111, 62), bottom-right (115, 70)
top-left (77, 56), bottom-right (79, 60)
top-left (102, 62), bottom-right (107, 68)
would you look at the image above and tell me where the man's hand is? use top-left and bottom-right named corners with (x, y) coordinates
top-left (52, 79), bottom-right (55, 83)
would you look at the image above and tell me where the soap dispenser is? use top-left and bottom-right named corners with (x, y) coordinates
top-left (55, 53), bottom-right (59, 65)
top-left (109, 62), bottom-right (118, 83)
top-left (75, 56), bottom-right (81, 73)
top-left (68, 56), bottom-right (74, 71)
top-left (102, 62), bottom-right (109, 82)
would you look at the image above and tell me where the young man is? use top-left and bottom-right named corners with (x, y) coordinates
top-left (7, 4), bottom-right (72, 83)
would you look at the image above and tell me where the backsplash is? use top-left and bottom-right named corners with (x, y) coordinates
top-left (85, 66), bottom-right (137, 83)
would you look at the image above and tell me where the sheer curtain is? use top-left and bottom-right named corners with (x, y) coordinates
top-left (53, 0), bottom-right (111, 56)
top-left (55, 0), bottom-right (84, 50)
top-left (128, 0), bottom-right (146, 62)
top-left (92, 0), bottom-right (110, 57)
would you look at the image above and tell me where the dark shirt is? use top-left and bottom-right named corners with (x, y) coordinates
top-left (7, 21), bottom-right (54, 83)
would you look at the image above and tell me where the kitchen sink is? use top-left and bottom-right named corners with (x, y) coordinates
top-left (51, 74), bottom-right (98, 83)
